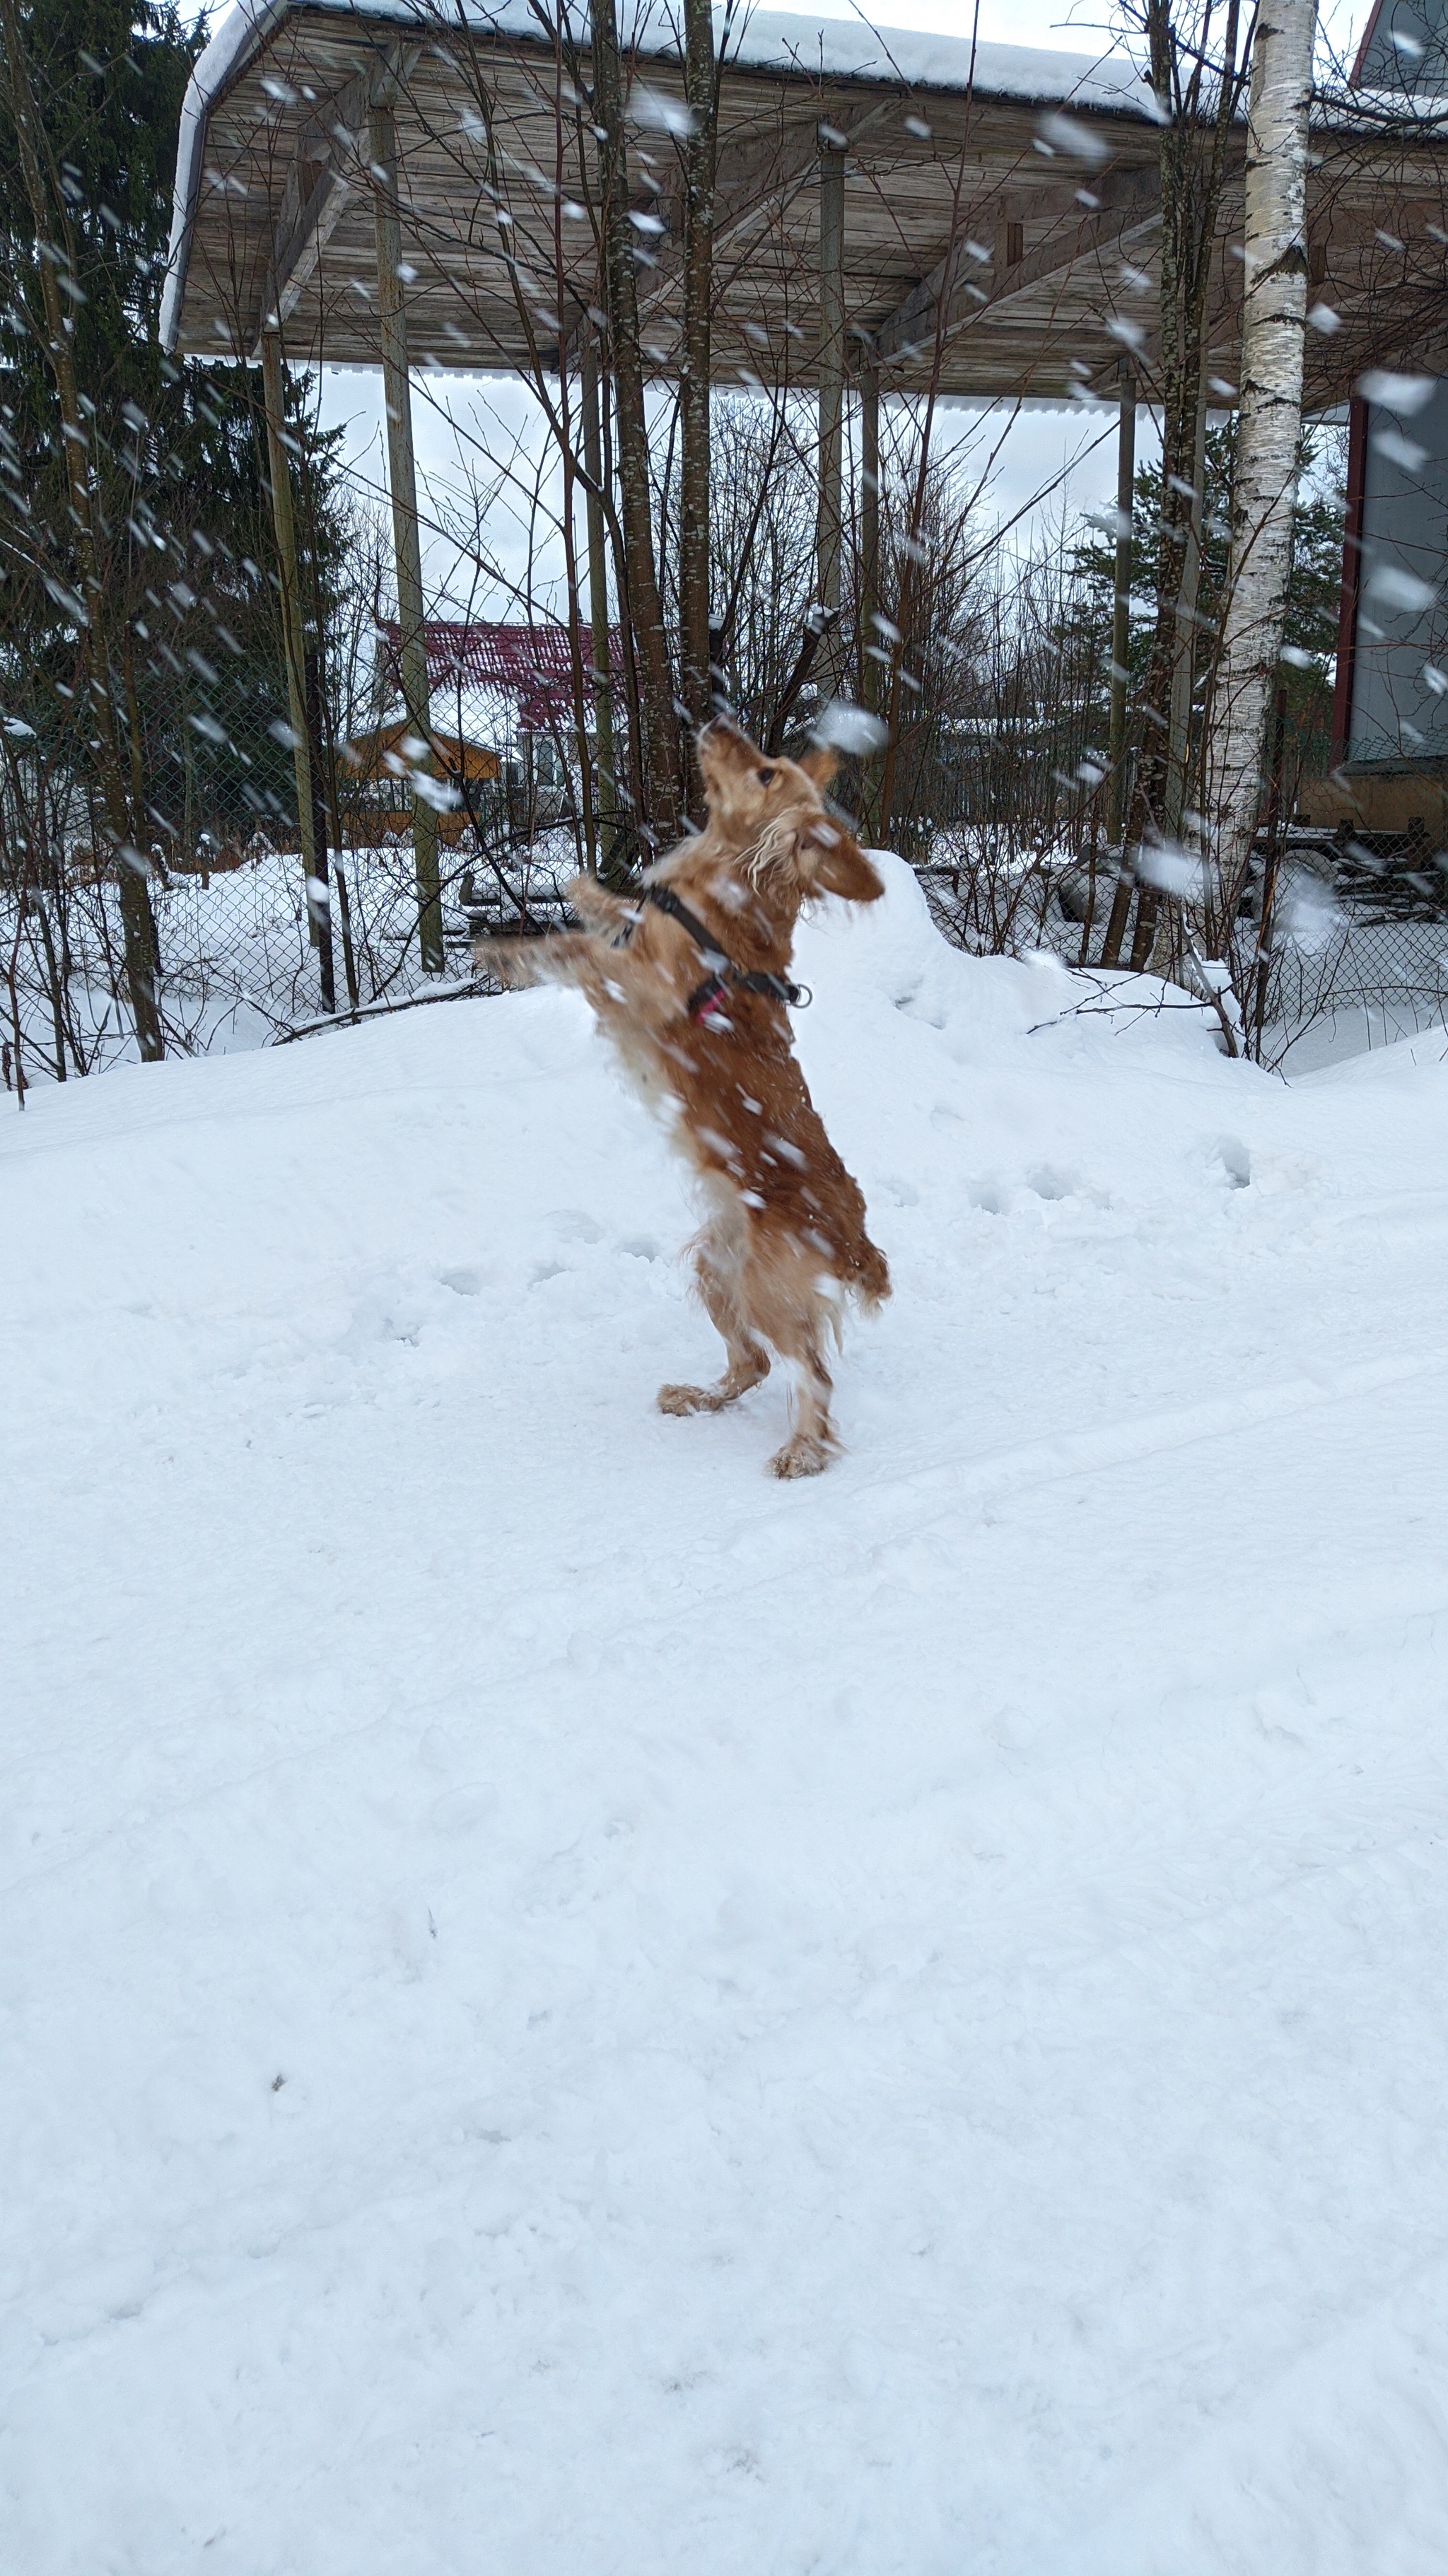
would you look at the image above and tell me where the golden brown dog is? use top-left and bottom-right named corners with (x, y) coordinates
top-left (487, 718), bottom-right (891, 1476)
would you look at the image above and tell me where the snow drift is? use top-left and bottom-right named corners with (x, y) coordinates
top-left (6, 857), bottom-right (1448, 2572)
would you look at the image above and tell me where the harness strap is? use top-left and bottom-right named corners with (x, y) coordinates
top-left (640, 883), bottom-right (807, 1015)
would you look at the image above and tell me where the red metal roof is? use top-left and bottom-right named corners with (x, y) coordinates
top-left (380, 622), bottom-right (626, 732)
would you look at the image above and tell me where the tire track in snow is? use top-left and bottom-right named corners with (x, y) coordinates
top-left (836, 1345), bottom-right (1448, 1544)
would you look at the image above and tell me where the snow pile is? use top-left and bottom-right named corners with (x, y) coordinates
top-left (6, 857), bottom-right (1448, 2572)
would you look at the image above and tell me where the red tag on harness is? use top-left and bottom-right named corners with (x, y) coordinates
top-left (688, 973), bottom-right (731, 1023)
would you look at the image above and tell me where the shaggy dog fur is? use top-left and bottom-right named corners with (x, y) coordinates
top-left (486, 717), bottom-right (891, 1477)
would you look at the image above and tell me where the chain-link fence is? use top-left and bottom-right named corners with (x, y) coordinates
top-left (7, 609), bottom-right (1448, 1089)
top-left (0, 824), bottom-right (592, 1085)
top-left (0, 620), bottom-right (602, 1086)
top-left (1261, 832), bottom-right (1448, 1061)
top-left (913, 824), bottom-right (1448, 1067)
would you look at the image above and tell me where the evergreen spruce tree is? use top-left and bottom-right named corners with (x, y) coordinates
top-left (0, 0), bottom-right (348, 1053)
top-left (1067, 424), bottom-right (1345, 783)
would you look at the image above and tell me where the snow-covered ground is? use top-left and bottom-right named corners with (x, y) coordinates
top-left (6, 856), bottom-right (1448, 2572)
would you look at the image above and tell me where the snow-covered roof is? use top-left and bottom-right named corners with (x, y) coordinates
top-left (162, 2), bottom-right (1152, 351)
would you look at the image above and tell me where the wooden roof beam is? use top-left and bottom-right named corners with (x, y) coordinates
top-left (258, 49), bottom-right (420, 349)
top-left (259, 74), bottom-right (367, 344)
top-left (872, 160), bottom-right (1161, 370)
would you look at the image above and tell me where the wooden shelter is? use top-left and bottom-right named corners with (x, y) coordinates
top-left (163, 4), bottom-right (1448, 404)
top-left (161, 1), bottom-right (1448, 933)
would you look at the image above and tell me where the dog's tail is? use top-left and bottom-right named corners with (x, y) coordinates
top-left (849, 1237), bottom-right (892, 1311)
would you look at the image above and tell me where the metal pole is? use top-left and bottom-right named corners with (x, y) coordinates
top-left (370, 99), bottom-right (443, 976)
top-left (259, 328), bottom-right (333, 1007)
top-left (815, 134), bottom-right (846, 694)
top-left (581, 345), bottom-right (618, 881)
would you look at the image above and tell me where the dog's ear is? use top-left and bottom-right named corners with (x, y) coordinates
top-left (800, 817), bottom-right (884, 904)
top-left (797, 744), bottom-right (841, 790)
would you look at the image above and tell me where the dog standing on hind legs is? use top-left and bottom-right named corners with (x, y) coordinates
top-left (486, 717), bottom-right (892, 1476)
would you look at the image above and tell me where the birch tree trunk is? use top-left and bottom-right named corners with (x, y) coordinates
top-left (1205, 0), bottom-right (1318, 944)
top-left (1100, 0), bottom-right (1242, 970)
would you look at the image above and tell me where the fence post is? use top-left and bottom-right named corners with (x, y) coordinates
top-left (370, 98), bottom-right (444, 976)
top-left (1101, 358), bottom-right (1136, 966)
top-left (303, 647), bottom-right (337, 1015)
top-left (259, 329), bottom-right (334, 1009)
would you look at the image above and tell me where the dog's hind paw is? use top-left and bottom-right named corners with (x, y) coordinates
top-left (658, 1382), bottom-right (721, 1416)
top-left (768, 1432), bottom-right (833, 1479)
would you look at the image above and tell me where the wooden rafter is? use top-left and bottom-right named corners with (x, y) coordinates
top-left (259, 50), bottom-right (420, 346)
top-left (873, 162), bottom-right (1162, 368)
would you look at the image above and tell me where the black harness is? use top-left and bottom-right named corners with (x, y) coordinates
top-left (638, 884), bottom-right (809, 1024)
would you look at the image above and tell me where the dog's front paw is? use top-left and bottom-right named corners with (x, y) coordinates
top-left (479, 937), bottom-right (535, 988)
top-left (768, 1432), bottom-right (832, 1478)
top-left (658, 1382), bottom-right (718, 1416)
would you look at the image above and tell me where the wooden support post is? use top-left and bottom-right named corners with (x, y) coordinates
top-left (1164, 376), bottom-right (1210, 845)
top-left (1128, 373), bottom-right (1210, 976)
top-left (859, 363), bottom-right (880, 712)
top-left (815, 133), bottom-right (846, 696)
top-left (370, 99), bottom-right (443, 976)
top-left (591, 0), bottom-right (680, 848)
top-left (259, 328), bottom-right (334, 1008)
top-left (1331, 394), bottom-right (1367, 768)
top-left (677, 0), bottom-right (716, 734)
top-left (1251, 679), bottom-right (1290, 1055)
top-left (858, 363), bottom-right (882, 836)
top-left (581, 346), bottom-right (619, 883)
top-left (1106, 359), bottom-right (1135, 847)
